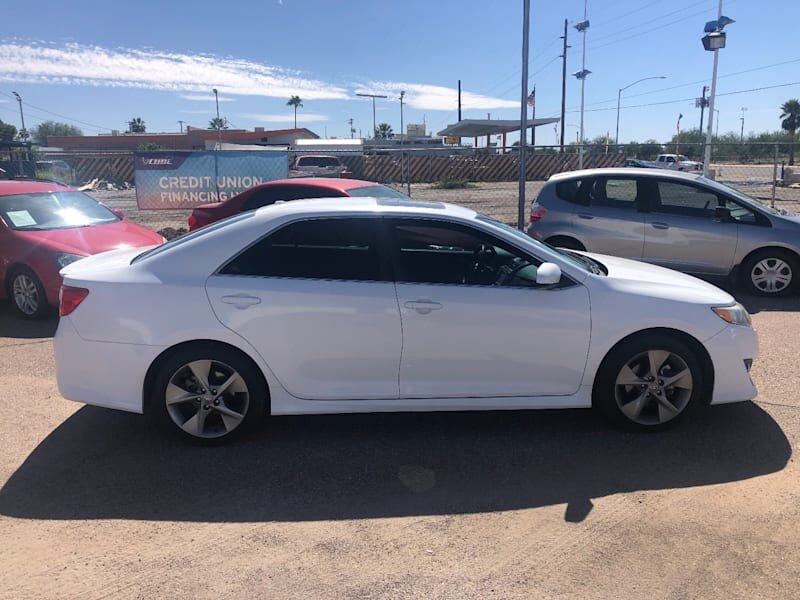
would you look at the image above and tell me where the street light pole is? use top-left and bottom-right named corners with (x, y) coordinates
top-left (577, 0), bottom-right (589, 169)
top-left (740, 106), bottom-right (747, 143)
top-left (702, 0), bottom-right (728, 177)
top-left (518, 0), bottom-right (531, 230)
top-left (356, 93), bottom-right (388, 139)
top-left (615, 76), bottom-right (666, 145)
top-left (212, 88), bottom-right (221, 145)
top-left (11, 92), bottom-right (27, 141)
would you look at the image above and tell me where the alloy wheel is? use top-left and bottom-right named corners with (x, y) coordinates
top-left (12, 274), bottom-right (40, 316)
top-left (614, 349), bottom-right (693, 426)
top-left (164, 359), bottom-right (250, 439)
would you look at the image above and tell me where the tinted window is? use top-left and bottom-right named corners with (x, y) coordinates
top-left (0, 191), bottom-right (117, 230)
top-left (556, 177), bottom-right (639, 210)
top-left (221, 218), bottom-right (385, 281)
top-left (388, 219), bottom-right (543, 287)
top-left (242, 185), bottom-right (346, 211)
top-left (654, 181), bottom-right (720, 217)
top-left (296, 156), bottom-right (341, 167)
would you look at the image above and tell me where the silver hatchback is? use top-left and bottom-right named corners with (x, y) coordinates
top-left (528, 168), bottom-right (800, 296)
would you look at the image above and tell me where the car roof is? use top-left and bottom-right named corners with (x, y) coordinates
top-left (0, 179), bottom-right (72, 196)
top-left (548, 167), bottom-right (703, 183)
top-left (250, 177), bottom-right (381, 191)
top-left (253, 195), bottom-right (476, 220)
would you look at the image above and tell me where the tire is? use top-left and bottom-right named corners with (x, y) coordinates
top-left (545, 236), bottom-right (586, 251)
top-left (593, 333), bottom-right (702, 431)
top-left (740, 249), bottom-right (798, 296)
top-left (151, 343), bottom-right (267, 444)
top-left (7, 267), bottom-right (50, 320)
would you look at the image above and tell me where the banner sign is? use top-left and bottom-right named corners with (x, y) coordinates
top-left (134, 150), bottom-right (288, 209)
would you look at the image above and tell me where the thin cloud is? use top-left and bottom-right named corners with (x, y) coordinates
top-left (180, 93), bottom-right (236, 102)
top-left (243, 113), bottom-right (329, 123)
top-left (355, 82), bottom-right (518, 111)
top-left (0, 42), bottom-right (349, 100)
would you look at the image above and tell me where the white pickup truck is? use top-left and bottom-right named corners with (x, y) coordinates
top-left (653, 154), bottom-right (703, 171)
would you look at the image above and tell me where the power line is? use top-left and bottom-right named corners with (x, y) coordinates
top-left (0, 91), bottom-right (113, 131)
top-left (589, 0), bottom-right (711, 45)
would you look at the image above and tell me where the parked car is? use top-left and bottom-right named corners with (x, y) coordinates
top-left (291, 154), bottom-right (352, 178)
top-left (0, 180), bottom-right (164, 318)
top-left (187, 177), bottom-right (409, 230)
top-left (528, 168), bottom-right (800, 296)
top-left (654, 154), bottom-right (703, 171)
top-left (56, 196), bottom-right (757, 443)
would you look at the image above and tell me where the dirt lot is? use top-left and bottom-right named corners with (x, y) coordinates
top-left (0, 289), bottom-right (799, 599)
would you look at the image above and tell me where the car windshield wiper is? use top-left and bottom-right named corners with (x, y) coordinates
top-left (562, 249), bottom-right (604, 275)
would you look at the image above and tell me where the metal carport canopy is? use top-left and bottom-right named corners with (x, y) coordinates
top-left (436, 118), bottom-right (560, 137)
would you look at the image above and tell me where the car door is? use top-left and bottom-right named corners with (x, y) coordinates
top-left (205, 217), bottom-right (402, 400)
top-left (570, 176), bottom-right (645, 259)
top-left (642, 179), bottom-right (738, 274)
top-left (386, 218), bottom-right (591, 399)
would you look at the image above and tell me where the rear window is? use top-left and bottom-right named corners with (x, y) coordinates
top-left (296, 156), bottom-right (341, 168)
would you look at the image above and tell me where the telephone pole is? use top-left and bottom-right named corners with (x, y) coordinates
top-left (559, 18), bottom-right (569, 153)
top-left (697, 85), bottom-right (708, 133)
top-left (177, 120), bottom-right (185, 133)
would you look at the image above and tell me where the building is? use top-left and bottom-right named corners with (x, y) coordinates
top-left (46, 127), bottom-right (319, 152)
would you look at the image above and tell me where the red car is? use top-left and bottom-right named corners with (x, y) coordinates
top-left (188, 178), bottom-right (409, 230)
top-left (0, 180), bottom-right (164, 318)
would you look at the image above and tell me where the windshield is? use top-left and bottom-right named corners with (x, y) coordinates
top-left (698, 176), bottom-right (787, 215)
top-left (0, 191), bottom-right (118, 230)
top-left (477, 216), bottom-right (598, 274)
top-left (346, 185), bottom-right (409, 199)
top-left (297, 156), bottom-right (341, 167)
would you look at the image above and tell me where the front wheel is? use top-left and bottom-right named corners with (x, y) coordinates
top-left (8, 267), bottom-right (49, 319)
top-left (152, 343), bottom-right (267, 444)
top-left (740, 249), bottom-right (798, 296)
top-left (594, 334), bottom-right (702, 430)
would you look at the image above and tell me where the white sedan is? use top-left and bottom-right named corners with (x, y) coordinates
top-left (54, 197), bottom-right (758, 443)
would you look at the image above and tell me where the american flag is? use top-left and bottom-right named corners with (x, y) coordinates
top-left (527, 88), bottom-right (536, 108)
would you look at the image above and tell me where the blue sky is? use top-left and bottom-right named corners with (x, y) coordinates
top-left (0, 0), bottom-right (797, 145)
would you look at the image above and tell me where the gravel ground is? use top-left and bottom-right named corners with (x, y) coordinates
top-left (0, 289), bottom-right (798, 599)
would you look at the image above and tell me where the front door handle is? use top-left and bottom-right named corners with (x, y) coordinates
top-left (578, 213), bottom-right (594, 220)
top-left (651, 222), bottom-right (670, 230)
top-left (404, 300), bottom-right (443, 314)
top-left (221, 294), bottom-right (262, 309)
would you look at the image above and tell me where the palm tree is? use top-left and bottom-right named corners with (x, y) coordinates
top-left (780, 99), bottom-right (800, 165)
top-left (208, 117), bottom-right (229, 131)
top-left (286, 96), bottom-right (303, 128)
top-left (375, 122), bottom-right (393, 139)
top-left (128, 117), bottom-right (146, 133)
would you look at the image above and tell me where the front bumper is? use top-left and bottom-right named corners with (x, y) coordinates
top-left (704, 324), bottom-right (758, 404)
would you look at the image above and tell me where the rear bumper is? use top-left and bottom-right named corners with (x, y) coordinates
top-left (54, 316), bottom-right (163, 413)
top-left (705, 324), bottom-right (758, 404)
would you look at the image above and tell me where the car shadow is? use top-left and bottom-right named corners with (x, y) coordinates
top-left (0, 404), bottom-right (790, 524)
top-left (0, 301), bottom-right (58, 339)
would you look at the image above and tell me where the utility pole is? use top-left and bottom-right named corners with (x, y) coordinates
top-left (347, 118), bottom-right (355, 139)
top-left (577, 0), bottom-right (589, 169)
top-left (698, 85), bottom-right (708, 132)
top-left (518, 0), bottom-right (531, 230)
top-left (559, 18), bottom-right (569, 153)
top-left (531, 85), bottom-right (536, 148)
top-left (11, 92), bottom-right (27, 141)
top-left (400, 90), bottom-right (409, 195)
top-left (177, 120), bottom-right (185, 133)
top-left (458, 79), bottom-right (462, 122)
top-left (740, 107), bottom-right (747, 143)
top-left (212, 88), bottom-right (221, 145)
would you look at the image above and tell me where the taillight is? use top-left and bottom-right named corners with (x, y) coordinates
top-left (530, 206), bottom-right (547, 223)
top-left (60, 286), bottom-right (89, 316)
top-left (187, 214), bottom-right (198, 230)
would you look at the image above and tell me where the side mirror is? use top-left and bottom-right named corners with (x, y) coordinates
top-left (536, 262), bottom-right (562, 286)
top-left (714, 206), bottom-right (732, 222)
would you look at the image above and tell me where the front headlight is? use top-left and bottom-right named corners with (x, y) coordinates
top-left (712, 303), bottom-right (752, 327)
top-left (55, 253), bottom-right (87, 268)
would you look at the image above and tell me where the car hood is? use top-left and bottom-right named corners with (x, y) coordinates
top-left (584, 252), bottom-right (735, 305)
top-left (15, 219), bottom-right (163, 256)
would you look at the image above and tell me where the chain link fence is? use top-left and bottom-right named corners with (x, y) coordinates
top-left (41, 143), bottom-right (799, 238)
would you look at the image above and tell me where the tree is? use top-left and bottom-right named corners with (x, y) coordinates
top-left (780, 99), bottom-right (800, 165)
top-left (208, 117), bottom-right (229, 130)
top-left (286, 95), bottom-right (303, 128)
top-left (128, 118), bottom-right (146, 133)
top-left (31, 121), bottom-right (83, 145)
top-left (0, 119), bottom-right (16, 141)
top-left (137, 142), bottom-right (163, 151)
top-left (374, 122), bottom-right (393, 139)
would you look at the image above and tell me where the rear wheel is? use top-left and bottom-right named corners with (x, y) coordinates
top-left (594, 334), bottom-right (702, 430)
top-left (7, 267), bottom-right (49, 320)
top-left (152, 343), bottom-right (267, 444)
top-left (544, 236), bottom-right (585, 251)
top-left (740, 249), bottom-right (798, 296)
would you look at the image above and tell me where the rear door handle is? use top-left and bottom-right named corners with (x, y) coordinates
top-left (221, 294), bottom-right (262, 309)
top-left (578, 213), bottom-right (594, 220)
top-left (651, 222), bottom-right (670, 230)
top-left (404, 300), bottom-right (443, 314)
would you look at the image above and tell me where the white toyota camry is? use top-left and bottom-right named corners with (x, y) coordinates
top-left (54, 198), bottom-right (758, 443)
